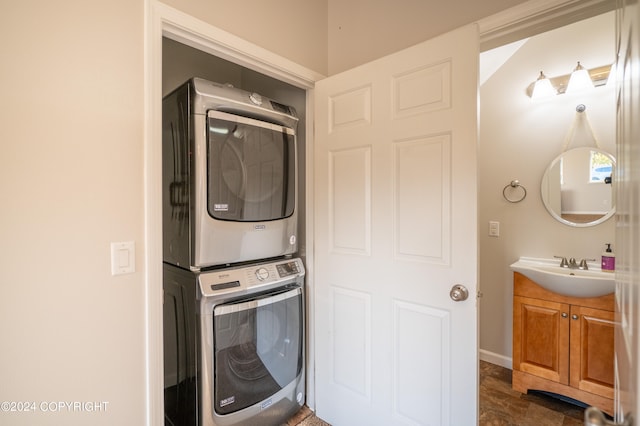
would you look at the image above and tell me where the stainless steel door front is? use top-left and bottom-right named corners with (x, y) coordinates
top-left (212, 287), bottom-right (303, 415)
top-left (207, 110), bottom-right (296, 222)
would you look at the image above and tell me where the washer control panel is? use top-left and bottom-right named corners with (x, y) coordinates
top-left (199, 258), bottom-right (304, 297)
top-left (276, 261), bottom-right (301, 277)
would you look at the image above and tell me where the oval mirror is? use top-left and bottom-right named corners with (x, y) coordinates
top-left (540, 147), bottom-right (615, 227)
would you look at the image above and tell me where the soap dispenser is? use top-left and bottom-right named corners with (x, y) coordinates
top-left (601, 243), bottom-right (615, 272)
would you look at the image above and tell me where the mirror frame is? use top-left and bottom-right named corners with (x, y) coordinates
top-left (540, 147), bottom-right (615, 227)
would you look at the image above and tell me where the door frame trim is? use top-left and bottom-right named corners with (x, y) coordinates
top-left (478, 0), bottom-right (615, 51)
top-left (156, 3), bottom-right (324, 88)
top-left (143, 3), bottom-right (321, 425)
top-left (143, 1), bottom-right (615, 424)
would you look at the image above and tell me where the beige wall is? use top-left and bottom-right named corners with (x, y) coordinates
top-left (0, 0), bottom-right (613, 423)
top-left (479, 12), bottom-right (616, 364)
top-left (0, 1), bottom-right (146, 425)
top-left (162, 0), bottom-right (329, 76)
top-left (327, 0), bottom-right (531, 75)
top-left (0, 1), bottom-right (323, 425)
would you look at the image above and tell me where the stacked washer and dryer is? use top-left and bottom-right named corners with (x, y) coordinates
top-left (162, 78), bottom-right (305, 426)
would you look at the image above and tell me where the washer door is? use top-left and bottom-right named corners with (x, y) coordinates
top-left (212, 287), bottom-right (303, 415)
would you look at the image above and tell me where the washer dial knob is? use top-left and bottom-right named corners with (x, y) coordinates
top-left (255, 267), bottom-right (269, 281)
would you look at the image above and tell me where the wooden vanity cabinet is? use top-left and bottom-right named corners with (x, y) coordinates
top-left (569, 305), bottom-right (615, 399)
top-left (512, 272), bottom-right (615, 416)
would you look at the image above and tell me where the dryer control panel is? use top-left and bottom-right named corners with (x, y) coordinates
top-left (199, 258), bottom-right (305, 298)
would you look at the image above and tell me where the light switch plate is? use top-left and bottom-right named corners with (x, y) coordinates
top-left (489, 221), bottom-right (500, 237)
top-left (111, 241), bottom-right (135, 275)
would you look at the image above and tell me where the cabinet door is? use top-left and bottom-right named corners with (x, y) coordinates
top-left (570, 305), bottom-right (615, 399)
top-left (513, 296), bottom-right (570, 384)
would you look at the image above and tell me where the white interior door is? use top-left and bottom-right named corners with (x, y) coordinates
top-left (612, 0), bottom-right (640, 425)
top-left (314, 24), bottom-right (479, 425)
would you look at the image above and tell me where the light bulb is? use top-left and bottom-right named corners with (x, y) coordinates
top-left (531, 71), bottom-right (556, 99)
top-left (566, 61), bottom-right (594, 93)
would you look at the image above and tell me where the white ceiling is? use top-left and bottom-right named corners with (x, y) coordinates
top-left (480, 39), bottom-right (528, 86)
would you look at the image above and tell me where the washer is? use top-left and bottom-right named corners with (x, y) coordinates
top-left (163, 258), bottom-right (305, 426)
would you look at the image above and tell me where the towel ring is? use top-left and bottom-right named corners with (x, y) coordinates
top-left (503, 180), bottom-right (527, 203)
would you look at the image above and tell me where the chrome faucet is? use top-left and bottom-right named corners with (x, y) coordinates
top-left (555, 256), bottom-right (595, 269)
top-left (554, 256), bottom-right (570, 268)
top-left (579, 258), bottom-right (596, 270)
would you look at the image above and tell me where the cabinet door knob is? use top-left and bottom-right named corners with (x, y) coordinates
top-left (572, 314), bottom-right (579, 320)
top-left (561, 312), bottom-right (568, 318)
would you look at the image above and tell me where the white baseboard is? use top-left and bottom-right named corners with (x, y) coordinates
top-left (479, 349), bottom-right (512, 370)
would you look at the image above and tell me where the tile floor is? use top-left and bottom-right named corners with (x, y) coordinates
top-left (289, 361), bottom-right (588, 425)
top-left (479, 360), bottom-right (585, 425)
top-left (286, 405), bottom-right (330, 426)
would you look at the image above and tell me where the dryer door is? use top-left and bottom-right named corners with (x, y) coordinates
top-left (212, 287), bottom-right (303, 415)
top-left (207, 110), bottom-right (296, 222)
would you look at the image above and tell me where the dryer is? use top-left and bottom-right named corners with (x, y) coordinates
top-left (162, 78), bottom-right (299, 270)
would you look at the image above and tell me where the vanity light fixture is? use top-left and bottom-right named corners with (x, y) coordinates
top-left (527, 63), bottom-right (612, 98)
top-left (566, 61), bottom-right (594, 93)
top-left (531, 71), bottom-right (556, 99)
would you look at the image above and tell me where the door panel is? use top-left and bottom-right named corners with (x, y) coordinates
top-left (329, 85), bottom-right (372, 132)
top-left (393, 300), bottom-right (451, 425)
top-left (331, 286), bottom-right (371, 398)
top-left (315, 24), bottom-right (478, 425)
top-left (392, 61), bottom-right (451, 117)
top-left (615, 0), bottom-right (640, 423)
top-left (329, 147), bottom-right (372, 255)
top-left (394, 135), bottom-right (450, 263)
top-left (513, 295), bottom-right (570, 384)
top-left (570, 305), bottom-right (614, 398)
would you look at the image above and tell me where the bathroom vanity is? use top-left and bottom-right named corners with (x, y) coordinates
top-left (512, 271), bottom-right (614, 416)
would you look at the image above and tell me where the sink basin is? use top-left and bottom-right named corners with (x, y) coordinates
top-left (510, 257), bottom-right (615, 298)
